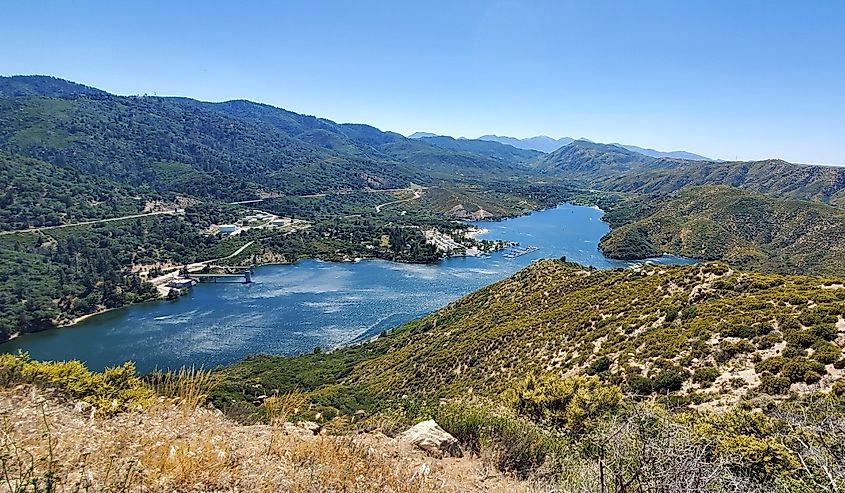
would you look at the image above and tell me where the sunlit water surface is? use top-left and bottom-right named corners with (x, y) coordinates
top-left (2, 204), bottom-right (693, 371)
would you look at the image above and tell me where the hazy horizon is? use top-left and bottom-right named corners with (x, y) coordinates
top-left (3, 1), bottom-right (843, 165)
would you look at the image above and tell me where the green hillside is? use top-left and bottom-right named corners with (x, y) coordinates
top-left (599, 186), bottom-right (845, 276)
top-left (0, 76), bottom-right (543, 206)
top-left (539, 140), bottom-right (845, 205)
top-left (218, 259), bottom-right (845, 410)
top-left (0, 150), bottom-right (145, 230)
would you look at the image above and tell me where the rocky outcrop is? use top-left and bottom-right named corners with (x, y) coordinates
top-left (398, 420), bottom-right (463, 458)
top-left (443, 204), bottom-right (496, 220)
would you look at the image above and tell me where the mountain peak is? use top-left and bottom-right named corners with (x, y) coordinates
top-left (0, 75), bottom-right (107, 98)
top-left (477, 135), bottom-right (574, 153)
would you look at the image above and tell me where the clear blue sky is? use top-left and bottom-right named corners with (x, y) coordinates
top-left (2, 1), bottom-right (843, 164)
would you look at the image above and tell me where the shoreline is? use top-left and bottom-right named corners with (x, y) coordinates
top-left (62, 308), bottom-right (121, 328)
top-left (3, 202), bottom-right (576, 345)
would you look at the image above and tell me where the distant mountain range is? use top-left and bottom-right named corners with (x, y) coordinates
top-left (478, 135), bottom-right (575, 153)
top-left (410, 132), bottom-right (712, 161)
top-left (613, 144), bottom-right (712, 161)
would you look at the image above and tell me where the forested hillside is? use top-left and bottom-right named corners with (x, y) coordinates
top-left (0, 76), bottom-right (544, 206)
top-left (599, 186), bottom-right (845, 276)
top-left (0, 151), bottom-right (145, 230)
top-left (539, 140), bottom-right (845, 205)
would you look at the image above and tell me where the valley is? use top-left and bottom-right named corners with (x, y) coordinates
top-left (2, 204), bottom-right (692, 371)
top-left (1, 74), bottom-right (845, 492)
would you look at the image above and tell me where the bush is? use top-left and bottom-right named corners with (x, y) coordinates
top-left (716, 340), bottom-right (755, 362)
top-left (692, 367), bottom-right (720, 387)
top-left (0, 352), bottom-right (153, 413)
top-left (758, 372), bottom-right (790, 395)
top-left (755, 356), bottom-right (785, 375)
top-left (810, 341), bottom-right (840, 365)
top-left (781, 345), bottom-right (807, 358)
top-left (628, 375), bottom-right (655, 395)
top-left (781, 358), bottom-right (826, 384)
top-left (810, 323), bottom-right (837, 342)
top-left (435, 401), bottom-right (565, 476)
top-left (786, 330), bottom-right (818, 349)
top-left (653, 367), bottom-right (689, 393)
top-left (754, 332), bottom-right (782, 350)
top-left (504, 373), bottom-right (622, 434)
top-left (585, 356), bottom-right (611, 376)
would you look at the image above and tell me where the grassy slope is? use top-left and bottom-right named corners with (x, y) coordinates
top-left (599, 186), bottom-right (845, 276)
top-left (218, 259), bottom-right (845, 412)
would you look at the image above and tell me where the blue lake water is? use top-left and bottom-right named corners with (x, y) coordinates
top-left (2, 204), bottom-right (693, 372)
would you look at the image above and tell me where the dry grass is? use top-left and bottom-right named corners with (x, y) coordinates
top-left (0, 385), bottom-right (534, 492)
top-left (147, 366), bottom-right (222, 411)
top-left (263, 389), bottom-right (307, 426)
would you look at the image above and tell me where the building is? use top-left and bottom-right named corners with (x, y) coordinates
top-left (218, 224), bottom-right (238, 235)
top-left (271, 217), bottom-right (292, 227)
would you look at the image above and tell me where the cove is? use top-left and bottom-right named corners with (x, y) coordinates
top-left (2, 204), bottom-right (693, 372)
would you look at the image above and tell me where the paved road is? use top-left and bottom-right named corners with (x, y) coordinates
top-left (0, 209), bottom-right (183, 236)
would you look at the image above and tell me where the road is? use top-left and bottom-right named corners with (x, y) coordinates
top-left (148, 240), bottom-right (256, 295)
top-left (300, 186), bottom-right (426, 199)
top-left (375, 188), bottom-right (425, 213)
top-left (0, 209), bottom-right (183, 236)
top-left (1, 185), bottom-right (428, 235)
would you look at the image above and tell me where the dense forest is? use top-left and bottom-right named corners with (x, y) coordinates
top-left (0, 211), bottom-right (223, 339)
top-left (0, 151), bottom-right (144, 230)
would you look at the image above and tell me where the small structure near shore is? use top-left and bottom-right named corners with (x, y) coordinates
top-left (167, 278), bottom-right (194, 289)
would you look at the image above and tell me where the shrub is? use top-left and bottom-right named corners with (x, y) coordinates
top-left (0, 352), bottom-right (152, 413)
top-left (585, 356), bottom-right (611, 376)
top-left (503, 373), bottom-right (622, 434)
top-left (692, 367), bottom-right (720, 387)
top-left (755, 356), bottom-right (785, 375)
top-left (810, 323), bottom-right (837, 341)
top-left (681, 304), bottom-right (697, 320)
top-left (785, 330), bottom-right (818, 349)
top-left (754, 332), bottom-right (781, 350)
top-left (687, 406), bottom-right (799, 481)
top-left (435, 401), bottom-right (566, 476)
top-left (781, 345), bottom-right (807, 358)
top-left (627, 375), bottom-right (655, 395)
top-left (810, 341), bottom-right (840, 365)
top-left (832, 380), bottom-right (845, 397)
top-left (716, 339), bottom-right (755, 361)
top-left (781, 358), bottom-right (826, 384)
top-left (758, 372), bottom-right (790, 395)
top-left (653, 367), bottom-right (690, 393)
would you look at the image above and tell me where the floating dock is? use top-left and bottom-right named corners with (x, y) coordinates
top-left (503, 245), bottom-right (539, 258)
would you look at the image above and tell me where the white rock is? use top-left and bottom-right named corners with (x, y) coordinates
top-left (296, 420), bottom-right (322, 435)
top-left (73, 400), bottom-right (92, 413)
top-left (398, 419), bottom-right (463, 458)
top-left (409, 462), bottom-right (431, 482)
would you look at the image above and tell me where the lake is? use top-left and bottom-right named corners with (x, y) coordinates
top-left (2, 204), bottom-right (693, 372)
